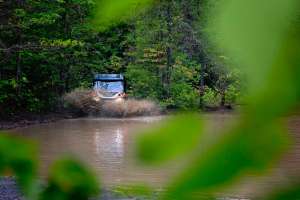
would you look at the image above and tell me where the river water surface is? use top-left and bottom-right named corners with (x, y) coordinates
top-left (12, 116), bottom-right (171, 186)
top-left (9, 114), bottom-right (300, 198)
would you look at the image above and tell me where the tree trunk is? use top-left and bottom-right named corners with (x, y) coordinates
top-left (199, 63), bottom-right (205, 109)
top-left (220, 90), bottom-right (225, 107)
top-left (0, 69), bottom-right (1, 80)
top-left (64, 0), bottom-right (71, 38)
top-left (15, 0), bottom-right (24, 95)
top-left (16, 50), bottom-right (21, 82)
top-left (165, 1), bottom-right (172, 98)
top-left (16, 30), bottom-right (22, 95)
top-left (60, 0), bottom-right (71, 94)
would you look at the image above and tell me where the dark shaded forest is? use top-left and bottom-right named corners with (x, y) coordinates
top-left (0, 0), bottom-right (241, 118)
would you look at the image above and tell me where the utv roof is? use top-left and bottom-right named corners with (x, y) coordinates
top-left (94, 74), bottom-right (124, 81)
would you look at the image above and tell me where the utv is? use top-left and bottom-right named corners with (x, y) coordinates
top-left (92, 74), bottom-right (126, 101)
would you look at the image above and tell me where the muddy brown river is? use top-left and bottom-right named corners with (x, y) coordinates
top-left (11, 116), bottom-right (170, 186)
top-left (8, 114), bottom-right (300, 198)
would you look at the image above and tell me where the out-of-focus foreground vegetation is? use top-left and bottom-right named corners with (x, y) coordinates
top-left (0, 0), bottom-right (300, 199)
top-left (135, 0), bottom-right (300, 199)
top-left (0, 134), bottom-right (99, 200)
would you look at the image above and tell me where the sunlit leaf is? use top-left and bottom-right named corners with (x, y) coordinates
top-left (137, 114), bottom-right (203, 164)
top-left (212, 0), bottom-right (299, 93)
top-left (40, 158), bottom-right (99, 200)
top-left (93, 0), bottom-right (153, 30)
top-left (0, 134), bottom-right (38, 199)
top-left (164, 122), bottom-right (290, 199)
top-left (112, 184), bottom-right (154, 197)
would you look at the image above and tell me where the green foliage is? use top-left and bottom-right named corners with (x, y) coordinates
top-left (166, 56), bottom-right (200, 110)
top-left (111, 184), bottom-right (154, 198)
top-left (40, 158), bottom-right (99, 200)
top-left (0, 0), bottom-right (242, 116)
top-left (202, 87), bottom-right (221, 108)
top-left (120, 0), bottom-right (241, 110)
top-left (93, 0), bottom-right (153, 29)
top-left (164, 121), bottom-right (290, 199)
top-left (224, 84), bottom-right (240, 106)
top-left (125, 65), bottom-right (161, 99)
top-left (0, 0), bottom-right (131, 117)
top-left (2, 0), bottom-right (299, 200)
top-left (123, 3), bottom-right (203, 109)
top-left (133, 0), bottom-right (300, 199)
top-left (0, 1), bottom-right (241, 200)
top-left (137, 114), bottom-right (203, 164)
top-left (0, 133), bottom-right (99, 200)
top-left (0, 134), bottom-right (38, 198)
top-left (167, 83), bottom-right (199, 110)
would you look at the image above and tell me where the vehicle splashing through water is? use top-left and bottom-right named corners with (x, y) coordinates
top-left (64, 74), bottom-right (161, 117)
top-left (93, 74), bottom-right (126, 102)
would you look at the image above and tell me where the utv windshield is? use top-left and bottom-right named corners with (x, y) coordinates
top-left (94, 81), bottom-right (124, 93)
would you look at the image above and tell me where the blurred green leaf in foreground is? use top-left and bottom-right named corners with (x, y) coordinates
top-left (0, 134), bottom-right (38, 199)
top-left (0, 133), bottom-right (99, 200)
top-left (40, 158), bottom-right (99, 200)
top-left (133, 0), bottom-right (300, 199)
top-left (137, 114), bottom-right (203, 164)
top-left (93, 0), bottom-right (153, 29)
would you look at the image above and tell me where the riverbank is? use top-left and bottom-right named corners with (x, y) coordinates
top-left (0, 107), bottom-right (235, 130)
top-left (0, 113), bottom-right (76, 130)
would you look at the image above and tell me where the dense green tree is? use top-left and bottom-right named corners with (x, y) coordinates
top-left (0, 0), bottom-right (241, 117)
top-left (0, 0), bottom-right (131, 117)
top-left (124, 0), bottom-right (240, 109)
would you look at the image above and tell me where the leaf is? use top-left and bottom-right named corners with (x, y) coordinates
top-left (112, 184), bottom-right (154, 197)
top-left (136, 114), bottom-right (203, 164)
top-left (164, 121), bottom-right (291, 199)
top-left (93, 0), bottom-right (153, 30)
top-left (212, 0), bottom-right (299, 93)
top-left (40, 158), bottom-right (99, 200)
top-left (0, 134), bottom-right (38, 199)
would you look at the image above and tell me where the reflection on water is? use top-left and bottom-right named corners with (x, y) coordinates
top-left (94, 128), bottom-right (124, 163)
top-left (9, 114), bottom-right (300, 198)
top-left (11, 116), bottom-right (169, 186)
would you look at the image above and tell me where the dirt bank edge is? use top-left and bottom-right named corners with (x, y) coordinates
top-left (0, 112), bottom-right (75, 130)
